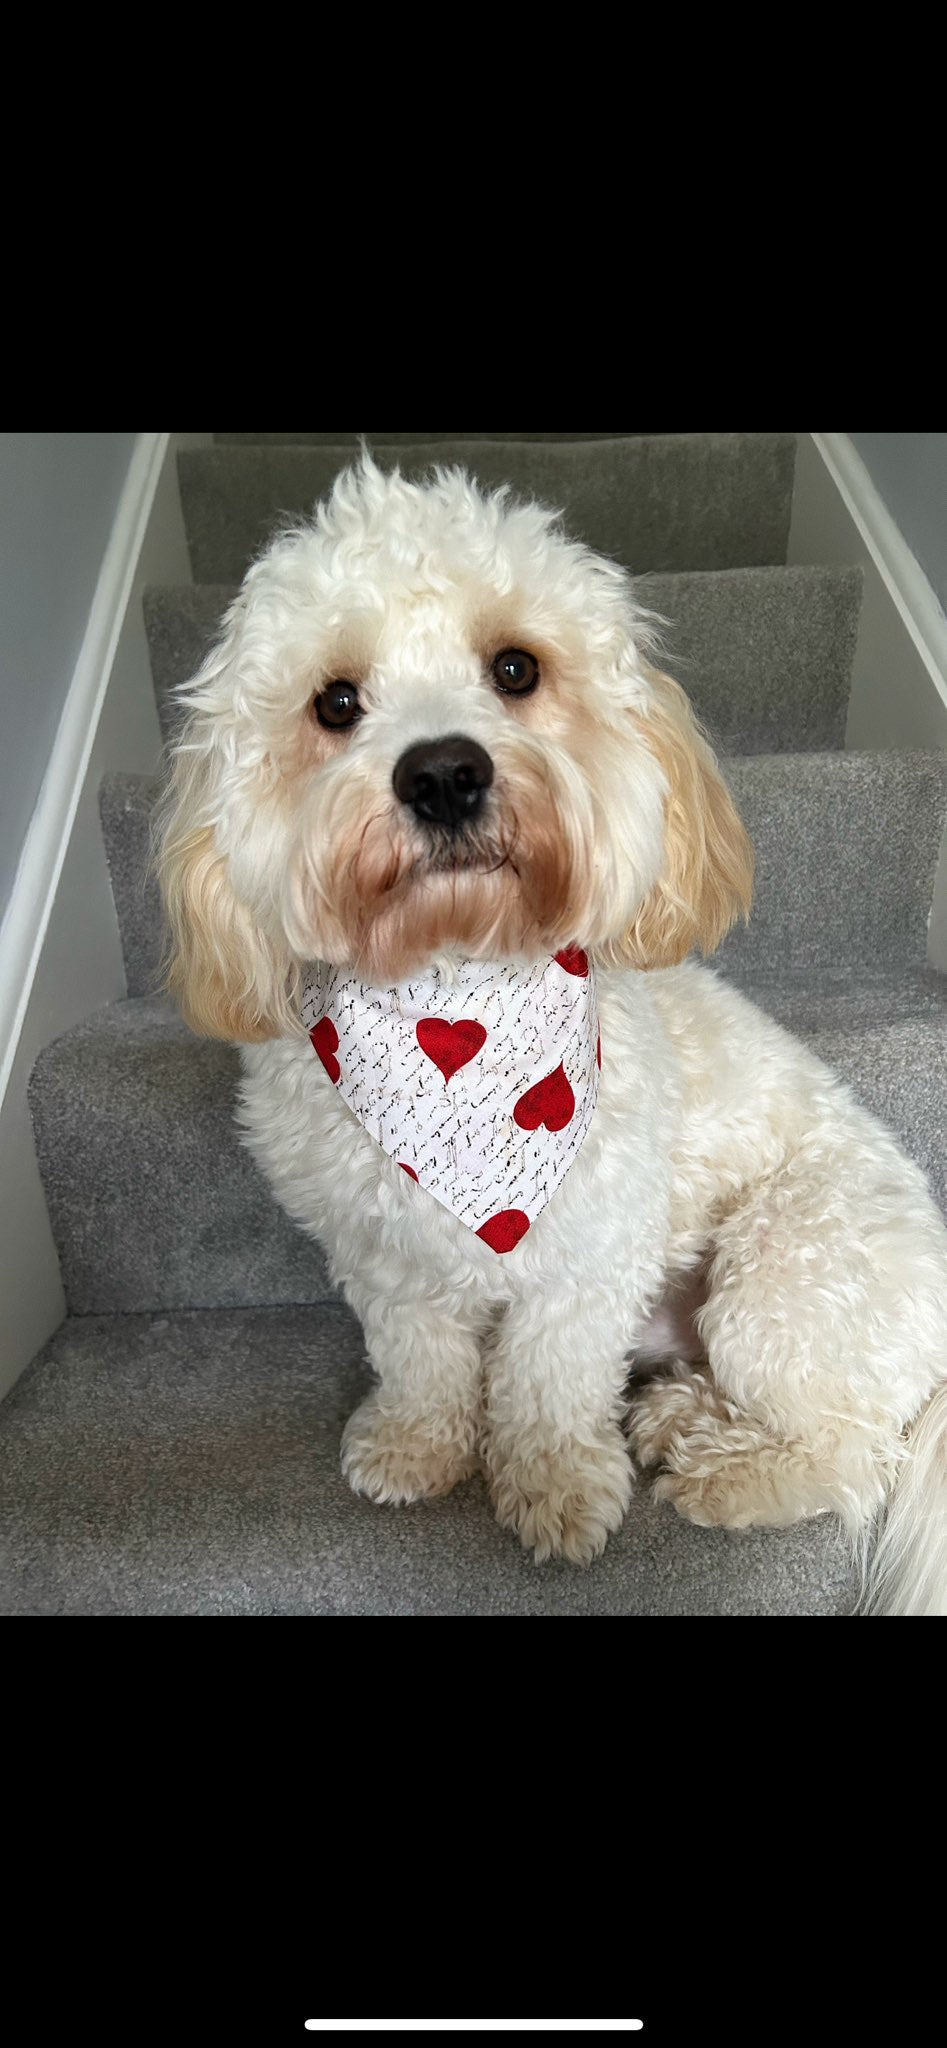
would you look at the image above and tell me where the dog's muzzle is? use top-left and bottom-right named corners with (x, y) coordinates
top-left (393, 735), bottom-right (494, 831)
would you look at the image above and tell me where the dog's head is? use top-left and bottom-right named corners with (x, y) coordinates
top-left (158, 455), bottom-right (753, 1039)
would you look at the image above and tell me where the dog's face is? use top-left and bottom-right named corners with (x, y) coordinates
top-left (159, 457), bottom-right (753, 1040)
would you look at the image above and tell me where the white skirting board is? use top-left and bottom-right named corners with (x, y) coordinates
top-left (788, 431), bottom-right (947, 970)
top-left (0, 431), bottom-right (212, 1403)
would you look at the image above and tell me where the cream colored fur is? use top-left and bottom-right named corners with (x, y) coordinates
top-left (157, 455), bottom-right (947, 1613)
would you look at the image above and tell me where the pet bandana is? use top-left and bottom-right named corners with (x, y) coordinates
top-left (301, 948), bottom-right (601, 1253)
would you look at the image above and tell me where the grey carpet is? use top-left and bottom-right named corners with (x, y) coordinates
top-left (144, 564), bottom-right (861, 755)
top-left (717, 750), bottom-right (947, 981)
top-left (177, 434), bottom-right (797, 584)
top-left (142, 583), bottom-right (234, 746)
top-left (0, 1305), bottom-right (857, 1616)
top-left (639, 565), bottom-right (861, 753)
top-left (28, 998), bottom-right (333, 1314)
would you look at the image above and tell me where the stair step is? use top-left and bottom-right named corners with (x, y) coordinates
top-left (143, 584), bottom-right (233, 744)
top-left (717, 751), bottom-right (947, 982)
top-left (28, 998), bottom-right (333, 1314)
top-left (28, 974), bottom-right (947, 1318)
top-left (178, 433), bottom-right (797, 584)
top-left (0, 1302), bottom-right (856, 1615)
top-left (739, 972), bottom-right (947, 1206)
top-left (99, 775), bottom-right (163, 999)
top-left (639, 565), bottom-right (860, 752)
top-left (100, 749), bottom-right (947, 1004)
top-left (145, 564), bottom-right (861, 754)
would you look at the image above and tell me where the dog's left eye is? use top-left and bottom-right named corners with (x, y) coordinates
top-left (315, 680), bottom-right (362, 730)
top-left (491, 648), bottom-right (539, 696)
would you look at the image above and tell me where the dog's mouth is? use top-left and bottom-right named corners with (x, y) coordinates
top-left (303, 771), bottom-right (580, 983)
top-left (419, 826), bottom-right (515, 879)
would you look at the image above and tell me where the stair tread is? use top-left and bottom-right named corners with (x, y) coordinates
top-left (0, 1303), bottom-right (855, 1616)
top-left (145, 563), bottom-right (862, 755)
top-left (177, 433), bottom-right (797, 584)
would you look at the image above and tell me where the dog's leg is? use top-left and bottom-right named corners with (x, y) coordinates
top-left (628, 1360), bottom-right (900, 1530)
top-left (340, 1280), bottom-right (487, 1505)
top-left (629, 1134), bottom-right (947, 1540)
top-left (482, 1283), bottom-right (636, 1563)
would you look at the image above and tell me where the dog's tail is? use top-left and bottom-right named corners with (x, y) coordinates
top-left (862, 1383), bottom-right (947, 1615)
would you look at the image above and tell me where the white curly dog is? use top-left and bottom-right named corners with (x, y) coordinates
top-left (158, 453), bottom-right (947, 1614)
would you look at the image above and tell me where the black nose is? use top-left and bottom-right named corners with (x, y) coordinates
top-left (392, 736), bottom-right (494, 830)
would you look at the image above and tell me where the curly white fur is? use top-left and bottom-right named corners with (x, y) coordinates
top-left (157, 453), bottom-right (947, 1611)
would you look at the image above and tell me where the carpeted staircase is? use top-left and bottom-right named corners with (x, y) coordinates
top-left (3, 431), bottom-right (946, 1615)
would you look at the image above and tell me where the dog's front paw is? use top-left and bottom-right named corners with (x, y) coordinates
top-left (486, 1430), bottom-right (632, 1564)
top-left (341, 1393), bottom-right (479, 1506)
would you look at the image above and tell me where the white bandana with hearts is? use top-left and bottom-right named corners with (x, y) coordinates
top-left (301, 948), bottom-right (600, 1253)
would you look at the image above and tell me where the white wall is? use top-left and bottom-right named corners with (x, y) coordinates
top-left (848, 434), bottom-right (947, 617)
top-left (0, 433), bottom-right (138, 916)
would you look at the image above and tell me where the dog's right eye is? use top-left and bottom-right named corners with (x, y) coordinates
top-left (491, 648), bottom-right (540, 696)
top-left (315, 680), bottom-right (362, 730)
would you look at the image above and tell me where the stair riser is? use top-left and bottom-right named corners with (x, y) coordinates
top-left (178, 434), bottom-right (797, 583)
top-left (717, 753), bottom-right (947, 981)
top-left (29, 1025), bottom-right (335, 1314)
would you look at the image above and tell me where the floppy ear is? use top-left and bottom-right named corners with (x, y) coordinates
top-left (612, 665), bottom-right (754, 970)
top-left (156, 747), bottom-right (298, 1043)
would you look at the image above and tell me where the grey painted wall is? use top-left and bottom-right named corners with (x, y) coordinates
top-left (0, 432), bottom-right (138, 916)
top-left (849, 433), bottom-right (947, 614)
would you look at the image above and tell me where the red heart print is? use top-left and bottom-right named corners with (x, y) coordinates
top-left (399, 1162), bottom-right (418, 1181)
top-left (416, 1017), bottom-right (487, 1084)
top-left (513, 1061), bottom-right (575, 1133)
top-left (476, 1209), bottom-right (531, 1253)
top-left (554, 946), bottom-right (589, 977)
top-left (310, 1016), bottom-right (340, 1083)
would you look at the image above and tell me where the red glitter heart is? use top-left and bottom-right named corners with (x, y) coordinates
top-left (310, 1015), bottom-right (340, 1083)
top-left (513, 1062), bottom-right (576, 1133)
top-left (416, 1017), bottom-right (487, 1084)
top-left (476, 1209), bottom-right (531, 1253)
top-left (554, 946), bottom-right (590, 977)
